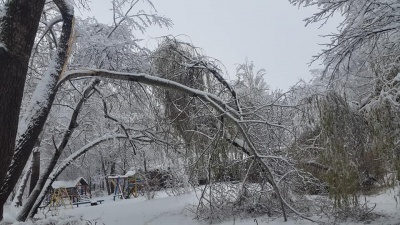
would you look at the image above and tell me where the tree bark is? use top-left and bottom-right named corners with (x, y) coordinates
top-left (29, 150), bottom-right (40, 195)
top-left (28, 134), bottom-right (131, 218)
top-left (0, 1), bottom-right (74, 220)
top-left (0, 0), bottom-right (47, 220)
top-left (110, 162), bottom-right (116, 194)
top-left (16, 80), bottom-right (99, 221)
top-left (60, 69), bottom-right (292, 221)
top-left (12, 160), bottom-right (32, 207)
top-left (100, 154), bottom-right (112, 195)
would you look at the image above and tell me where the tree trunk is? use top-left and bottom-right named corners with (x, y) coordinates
top-left (101, 155), bottom-right (112, 195)
top-left (16, 80), bottom-right (99, 221)
top-left (110, 162), bottom-right (116, 194)
top-left (143, 152), bottom-right (148, 172)
top-left (28, 134), bottom-right (131, 218)
top-left (12, 160), bottom-right (32, 207)
top-left (29, 150), bottom-right (40, 195)
top-left (0, 1), bottom-right (75, 220)
top-left (0, 0), bottom-right (47, 220)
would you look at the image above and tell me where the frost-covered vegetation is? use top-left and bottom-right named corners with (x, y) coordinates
top-left (0, 0), bottom-right (400, 224)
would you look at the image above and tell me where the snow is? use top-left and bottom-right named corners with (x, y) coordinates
top-left (16, 58), bottom-right (59, 143)
top-left (0, 42), bottom-right (7, 51)
top-left (51, 133), bottom-right (124, 177)
top-left (395, 73), bottom-right (400, 82)
top-left (6, 186), bottom-right (400, 225)
top-left (61, 0), bottom-right (74, 16)
top-left (41, 15), bottom-right (63, 35)
top-left (124, 169), bottom-right (136, 177)
top-left (60, 69), bottom-right (241, 119)
top-left (2, 209), bottom-right (18, 224)
top-left (0, 5), bottom-right (5, 19)
top-left (52, 177), bottom-right (88, 189)
top-left (61, 193), bottom-right (199, 225)
top-left (107, 175), bottom-right (129, 179)
top-left (2, 57), bottom-right (62, 194)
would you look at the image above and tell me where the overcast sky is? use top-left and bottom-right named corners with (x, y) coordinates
top-left (82, 0), bottom-right (341, 90)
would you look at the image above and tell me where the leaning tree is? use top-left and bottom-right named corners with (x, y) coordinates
top-left (1, 0), bottom-right (314, 222)
top-left (0, 0), bottom-right (172, 220)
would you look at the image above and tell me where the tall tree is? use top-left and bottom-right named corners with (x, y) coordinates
top-left (0, 1), bottom-right (312, 222)
top-left (0, 0), bottom-right (172, 220)
top-left (289, 0), bottom-right (400, 108)
top-left (0, 0), bottom-right (46, 219)
top-left (29, 150), bottom-right (40, 195)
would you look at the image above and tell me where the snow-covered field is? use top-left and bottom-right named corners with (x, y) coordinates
top-left (5, 187), bottom-right (400, 225)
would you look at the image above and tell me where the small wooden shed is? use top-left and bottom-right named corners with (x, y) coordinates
top-left (52, 177), bottom-right (90, 202)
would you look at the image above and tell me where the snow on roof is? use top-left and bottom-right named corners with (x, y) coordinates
top-left (125, 170), bottom-right (136, 177)
top-left (52, 177), bottom-right (88, 189)
top-left (108, 170), bottom-right (137, 179)
top-left (108, 175), bottom-right (129, 179)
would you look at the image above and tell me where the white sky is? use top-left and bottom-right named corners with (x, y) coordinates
top-left (81, 0), bottom-right (341, 90)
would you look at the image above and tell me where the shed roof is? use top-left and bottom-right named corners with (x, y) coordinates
top-left (52, 177), bottom-right (89, 189)
top-left (108, 170), bottom-right (136, 179)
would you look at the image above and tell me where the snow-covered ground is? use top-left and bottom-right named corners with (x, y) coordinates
top-left (5, 187), bottom-right (400, 225)
top-left (35, 192), bottom-right (310, 225)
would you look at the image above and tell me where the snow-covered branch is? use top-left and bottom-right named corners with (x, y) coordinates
top-left (0, 0), bottom-right (75, 209)
top-left (29, 132), bottom-right (140, 218)
top-left (17, 80), bottom-right (100, 221)
top-left (59, 69), bottom-right (241, 119)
